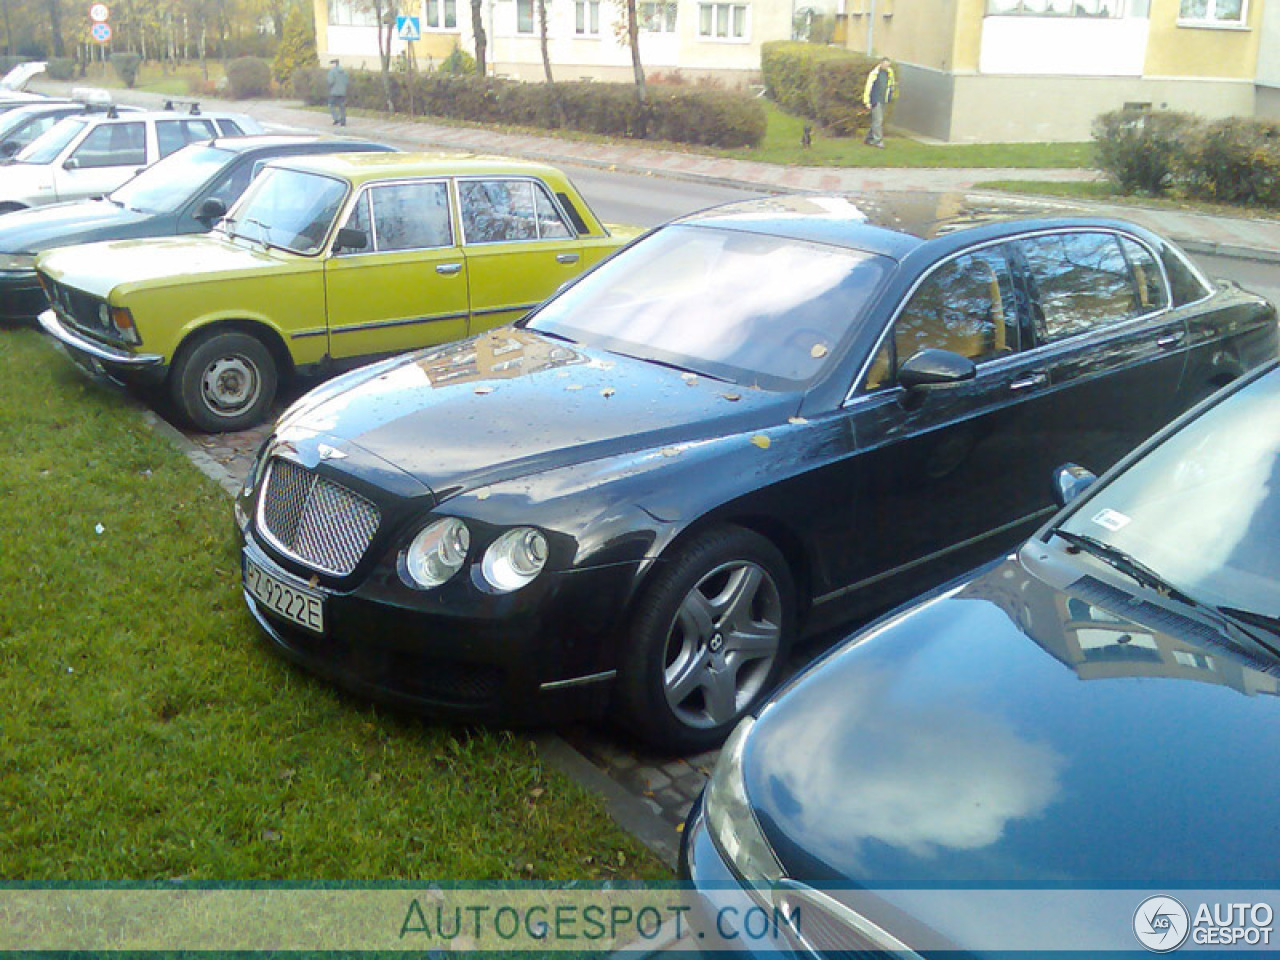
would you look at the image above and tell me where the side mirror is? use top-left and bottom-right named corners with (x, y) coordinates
top-left (0, 141), bottom-right (18, 158)
top-left (62, 157), bottom-right (79, 170)
top-left (1052, 463), bottom-right (1097, 508)
top-left (332, 226), bottom-right (368, 254)
top-left (196, 197), bottom-right (226, 223)
top-left (897, 348), bottom-right (976, 390)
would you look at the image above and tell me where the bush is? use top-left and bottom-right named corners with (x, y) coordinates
top-left (438, 45), bottom-right (476, 76)
top-left (291, 65), bottom-right (328, 105)
top-left (761, 41), bottom-right (878, 136)
top-left (226, 56), bottom-right (273, 99)
top-left (1179, 117), bottom-right (1280, 208)
top-left (1092, 108), bottom-right (1200, 195)
top-left (46, 57), bottom-right (75, 81)
top-left (344, 71), bottom-right (765, 148)
top-left (273, 1), bottom-right (318, 83)
top-left (110, 52), bottom-right (141, 88)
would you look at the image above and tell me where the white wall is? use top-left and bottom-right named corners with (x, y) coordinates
top-left (978, 16), bottom-right (1150, 75)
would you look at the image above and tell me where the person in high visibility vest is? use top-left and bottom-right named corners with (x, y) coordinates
top-left (862, 58), bottom-right (896, 149)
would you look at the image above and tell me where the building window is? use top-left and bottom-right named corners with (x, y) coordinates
top-left (328, 0), bottom-right (379, 26)
top-left (698, 1), bottom-right (747, 37)
top-left (517, 0), bottom-right (535, 32)
top-left (575, 0), bottom-right (601, 33)
top-left (640, 1), bottom-right (679, 31)
top-left (985, 0), bottom-right (1125, 16)
top-left (1178, 0), bottom-right (1245, 23)
top-left (425, 0), bottom-right (458, 28)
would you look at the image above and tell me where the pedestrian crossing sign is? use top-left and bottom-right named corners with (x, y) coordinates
top-left (395, 15), bottom-right (421, 41)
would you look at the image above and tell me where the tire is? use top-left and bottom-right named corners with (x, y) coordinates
top-left (170, 330), bottom-right (278, 433)
top-left (616, 525), bottom-right (796, 753)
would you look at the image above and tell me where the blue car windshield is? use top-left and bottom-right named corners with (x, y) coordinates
top-left (111, 144), bottom-right (234, 214)
top-left (1057, 369), bottom-right (1280, 618)
top-left (526, 224), bottom-right (892, 390)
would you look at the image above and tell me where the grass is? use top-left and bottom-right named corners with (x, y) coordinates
top-left (977, 178), bottom-right (1280, 221)
top-left (0, 329), bottom-right (666, 887)
top-left (715, 101), bottom-right (1094, 168)
top-left (72, 60), bottom-right (225, 97)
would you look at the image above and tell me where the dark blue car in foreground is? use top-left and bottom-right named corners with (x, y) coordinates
top-left (681, 359), bottom-right (1280, 956)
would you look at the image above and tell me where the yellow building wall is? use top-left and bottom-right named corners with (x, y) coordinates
top-left (314, 0), bottom-right (328, 55)
top-left (949, 0), bottom-right (985, 72)
top-left (868, 0), bottom-right (963, 70)
top-left (1143, 0), bottom-right (1262, 78)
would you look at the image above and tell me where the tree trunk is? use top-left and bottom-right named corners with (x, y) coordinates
top-left (625, 0), bottom-right (645, 103)
top-left (470, 0), bottom-right (486, 75)
top-left (48, 0), bottom-right (65, 57)
top-left (2, 0), bottom-right (12, 57)
top-left (376, 0), bottom-right (394, 112)
top-left (538, 0), bottom-right (553, 83)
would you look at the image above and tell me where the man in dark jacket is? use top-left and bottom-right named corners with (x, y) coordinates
top-left (327, 59), bottom-right (349, 127)
top-left (862, 57), bottom-right (896, 148)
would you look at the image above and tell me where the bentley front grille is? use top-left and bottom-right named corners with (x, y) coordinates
top-left (258, 458), bottom-right (380, 576)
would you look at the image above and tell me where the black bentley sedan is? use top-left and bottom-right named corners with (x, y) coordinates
top-left (234, 195), bottom-right (1278, 750)
top-left (0, 135), bottom-right (394, 321)
top-left (680, 359), bottom-right (1280, 956)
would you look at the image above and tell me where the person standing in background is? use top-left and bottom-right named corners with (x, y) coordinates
top-left (863, 57), bottom-right (896, 149)
top-left (327, 59), bottom-right (349, 127)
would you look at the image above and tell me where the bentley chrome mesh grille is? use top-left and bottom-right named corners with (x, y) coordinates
top-left (258, 458), bottom-right (380, 576)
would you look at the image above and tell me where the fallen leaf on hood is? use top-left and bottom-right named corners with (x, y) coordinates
top-left (474, 386), bottom-right (493, 395)
top-left (721, 392), bottom-right (741, 402)
top-left (810, 343), bottom-right (829, 358)
top-left (475, 489), bottom-right (491, 501)
top-left (751, 434), bottom-right (771, 449)
top-left (601, 387), bottom-right (616, 398)
top-left (788, 416), bottom-right (808, 425)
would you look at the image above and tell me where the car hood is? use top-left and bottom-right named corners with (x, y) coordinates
top-left (747, 552), bottom-right (1280, 897)
top-left (280, 328), bottom-right (796, 499)
top-left (36, 233), bottom-right (295, 298)
top-left (0, 198), bottom-right (150, 254)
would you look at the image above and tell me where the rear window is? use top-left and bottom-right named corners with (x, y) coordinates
top-left (1160, 245), bottom-right (1211, 306)
top-left (217, 119), bottom-right (244, 136)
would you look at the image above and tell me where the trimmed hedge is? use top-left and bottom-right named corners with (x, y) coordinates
top-left (340, 71), bottom-right (765, 148)
top-left (1094, 108), bottom-right (1280, 209)
top-left (291, 65), bottom-right (329, 105)
top-left (110, 52), bottom-right (141, 89)
top-left (46, 58), bottom-right (76, 81)
top-left (761, 41), bottom-right (879, 136)
top-left (226, 56), bottom-right (273, 99)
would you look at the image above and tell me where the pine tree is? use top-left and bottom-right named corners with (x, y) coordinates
top-left (272, 0), bottom-right (317, 84)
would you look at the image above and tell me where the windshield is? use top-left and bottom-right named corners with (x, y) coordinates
top-left (527, 224), bottom-right (891, 389)
top-left (1056, 369), bottom-right (1280, 618)
top-left (14, 116), bottom-right (85, 164)
top-left (0, 108), bottom-right (38, 139)
top-left (111, 143), bottom-right (233, 214)
top-left (221, 166), bottom-right (347, 255)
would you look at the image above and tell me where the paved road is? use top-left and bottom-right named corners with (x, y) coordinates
top-left (557, 162), bottom-right (764, 227)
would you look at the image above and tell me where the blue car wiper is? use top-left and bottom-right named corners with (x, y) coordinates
top-left (1216, 606), bottom-right (1280, 660)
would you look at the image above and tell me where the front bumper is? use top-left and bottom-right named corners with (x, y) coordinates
top-left (239, 530), bottom-right (640, 727)
top-left (38, 308), bottom-right (164, 368)
top-left (0, 271), bottom-right (46, 321)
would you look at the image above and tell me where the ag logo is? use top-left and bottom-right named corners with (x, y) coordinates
top-left (1134, 896), bottom-right (1190, 952)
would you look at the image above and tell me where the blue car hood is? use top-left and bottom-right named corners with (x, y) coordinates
top-left (0, 198), bottom-right (152, 253)
top-left (746, 552), bottom-right (1280, 892)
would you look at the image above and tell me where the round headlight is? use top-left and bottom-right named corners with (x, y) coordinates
top-left (480, 527), bottom-right (548, 593)
top-left (403, 517), bottom-right (471, 589)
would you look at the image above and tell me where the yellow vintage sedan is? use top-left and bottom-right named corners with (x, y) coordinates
top-left (35, 153), bottom-right (637, 431)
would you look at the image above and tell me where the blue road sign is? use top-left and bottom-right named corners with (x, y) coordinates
top-left (91, 21), bottom-right (112, 43)
top-left (395, 15), bottom-right (421, 41)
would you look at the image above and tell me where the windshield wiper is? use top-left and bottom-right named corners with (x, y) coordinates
top-left (1053, 530), bottom-right (1194, 603)
top-left (1054, 529), bottom-right (1280, 662)
top-left (605, 350), bottom-right (732, 384)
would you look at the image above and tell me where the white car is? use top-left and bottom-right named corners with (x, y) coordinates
top-left (0, 107), bottom-right (263, 214)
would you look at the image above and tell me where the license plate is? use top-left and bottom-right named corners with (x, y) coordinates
top-left (245, 557), bottom-right (325, 634)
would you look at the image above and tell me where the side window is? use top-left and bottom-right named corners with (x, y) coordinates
top-left (1020, 232), bottom-right (1140, 344)
top-left (13, 114), bottom-right (61, 150)
top-left (217, 119), bottom-right (245, 136)
top-left (459, 180), bottom-right (540, 244)
top-left (1118, 236), bottom-right (1169, 315)
top-left (70, 122), bottom-right (146, 168)
top-left (533, 185), bottom-right (573, 239)
top-left (1161, 245), bottom-right (1211, 307)
top-left (335, 191), bottom-right (371, 252)
top-left (369, 181), bottom-right (453, 252)
top-left (894, 248), bottom-right (1020, 367)
top-left (204, 160), bottom-right (256, 208)
top-left (157, 119), bottom-right (218, 158)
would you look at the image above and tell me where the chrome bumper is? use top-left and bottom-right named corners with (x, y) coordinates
top-left (38, 308), bottom-right (163, 368)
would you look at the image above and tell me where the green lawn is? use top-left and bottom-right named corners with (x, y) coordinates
top-left (0, 329), bottom-right (665, 887)
top-left (75, 60), bottom-right (226, 97)
top-left (717, 101), bottom-right (1095, 168)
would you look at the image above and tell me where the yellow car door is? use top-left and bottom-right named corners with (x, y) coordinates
top-left (324, 179), bottom-right (470, 360)
top-left (456, 177), bottom-right (586, 333)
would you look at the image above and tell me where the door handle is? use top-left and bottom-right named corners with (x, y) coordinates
top-left (1009, 371), bottom-right (1048, 391)
top-left (556, 253), bottom-right (580, 265)
top-left (1156, 332), bottom-right (1185, 349)
top-left (436, 263), bottom-right (462, 276)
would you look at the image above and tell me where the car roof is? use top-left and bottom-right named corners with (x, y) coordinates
top-left (78, 109), bottom-right (251, 122)
top-left (203, 134), bottom-right (388, 154)
top-left (263, 151), bottom-right (571, 184)
top-left (676, 194), bottom-right (1158, 261)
